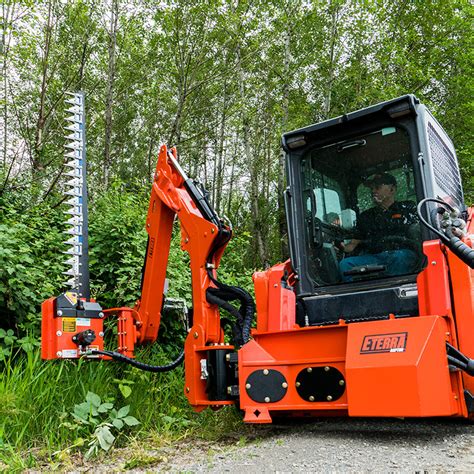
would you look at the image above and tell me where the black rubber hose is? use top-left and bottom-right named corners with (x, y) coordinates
top-left (447, 342), bottom-right (469, 364)
top-left (89, 349), bottom-right (184, 372)
top-left (448, 355), bottom-right (467, 371)
top-left (206, 271), bottom-right (255, 343)
top-left (447, 236), bottom-right (474, 269)
top-left (206, 289), bottom-right (244, 327)
top-left (417, 198), bottom-right (474, 268)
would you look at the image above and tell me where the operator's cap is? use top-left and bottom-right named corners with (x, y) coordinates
top-left (365, 173), bottom-right (397, 187)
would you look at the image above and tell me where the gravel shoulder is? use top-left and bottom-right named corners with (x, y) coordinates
top-left (95, 417), bottom-right (474, 472)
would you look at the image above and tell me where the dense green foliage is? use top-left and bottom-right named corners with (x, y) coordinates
top-left (1, 0), bottom-right (472, 468)
top-left (0, 347), bottom-right (241, 470)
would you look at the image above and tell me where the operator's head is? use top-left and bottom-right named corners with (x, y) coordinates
top-left (324, 212), bottom-right (341, 226)
top-left (366, 173), bottom-right (397, 208)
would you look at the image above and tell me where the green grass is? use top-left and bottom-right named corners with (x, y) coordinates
top-left (0, 348), bottom-right (244, 470)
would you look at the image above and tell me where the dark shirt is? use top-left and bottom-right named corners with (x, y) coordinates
top-left (353, 200), bottom-right (418, 253)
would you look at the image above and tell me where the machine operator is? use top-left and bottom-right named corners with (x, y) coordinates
top-left (339, 173), bottom-right (419, 280)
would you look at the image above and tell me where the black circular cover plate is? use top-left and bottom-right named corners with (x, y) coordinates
top-left (245, 369), bottom-right (287, 403)
top-left (296, 366), bottom-right (345, 402)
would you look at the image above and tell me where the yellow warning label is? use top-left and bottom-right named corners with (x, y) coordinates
top-left (62, 318), bottom-right (77, 333)
top-left (64, 292), bottom-right (78, 306)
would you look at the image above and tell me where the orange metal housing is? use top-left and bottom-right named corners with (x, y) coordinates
top-left (240, 212), bottom-right (474, 422)
top-left (41, 297), bottom-right (105, 359)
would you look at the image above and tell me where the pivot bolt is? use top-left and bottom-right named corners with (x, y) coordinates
top-left (264, 397), bottom-right (270, 403)
top-left (186, 387), bottom-right (190, 393)
top-left (226, 354), bottom-right (231, 361)
top-left (56, 351), bottom-right (63, 357)
top-left (99, 332), bottom-right (104, 337)
top-left (263, 369), bottom-right (269, 375)
top-left (56, 330), bottom-right (62, 337)
top-left (309, 395), bottom-right (315, 402)
top-left (56, 310), bottom-right (63, 317)
top-left (98, 312), bottom-right (104, 318)
top-left (193, 332), bottom-right (198, 339)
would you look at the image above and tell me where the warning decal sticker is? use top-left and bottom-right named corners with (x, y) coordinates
top-left (62, 318), bottom-right (77, 333)
top-left (76, 318), bottom-right (91, 327)
top-left (64, 291), bottom-right (78, 306)
top-left (62, 349), bottom-right (78, 358)
top-left (360, 332), bottom-right (408, 354)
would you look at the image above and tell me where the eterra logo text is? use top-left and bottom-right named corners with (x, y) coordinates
top-left (360, 332), bottom-right (408, 354)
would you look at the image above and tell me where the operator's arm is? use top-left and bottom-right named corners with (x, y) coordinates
top-left (342, 239), bottom-right (361, 253)
top-left (341, 210), bottom-right (369, 253)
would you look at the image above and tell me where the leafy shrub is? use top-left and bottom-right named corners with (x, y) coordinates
top-left (0, 205), bottom-right (64, 335)
top-left (68, 391), bottom-right (139, 458)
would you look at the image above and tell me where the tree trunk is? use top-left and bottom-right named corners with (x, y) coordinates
top-left (226, 133), bottom-right (237, 217)
top-left (236, 42), bottom-right (267, 266)
top-left (33, 0), bottom-right (53, 171)
top-left (214, 80), bottom-right (227, 215)
top-left (278, 19), bottom-right (291, 259)
top-left (103, 0), bottom-right (119, 186)
top-left (2, 1), bottom-right (14, 171)
top-left (323, 2), bottom-right (339, 119)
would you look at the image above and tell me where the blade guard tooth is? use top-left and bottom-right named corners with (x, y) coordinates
top-left (65, 256), bottom-right (79, 265)
top-left (64, 162), bottom-right (81, 170)
top-left (65, 150), bottom-right (81, 159)
top-left (64, 190), bottom-right (82, 197)
top-left (65, 142), bottom-right (82, 150)
top-left (63, 248), bottom-right (82, 255)
top-left (64, 209), bottom-right (82, 216)
top-left (66, 105), bottom-right (82, 113)
top-left (64, 278), bottom-right (78, 287)
top-left (62, 269), bottom-right (81, 277)
top-left (64, 228), bottom-right (81, 236)
top-left (65, 97), bottom-right (82, 106)
top-left (64, 124), bottom-right (81, 132)
top-left (65, 132), bottom-right (82, 140)
top-left (63, 235), bottom-right (81, 244)
top-left (65, 115), bottom-right (82, 124)
top-left (65, 198), bottom-right (81, 206)
top-left (65, 178), bottom-right (83, 187)
top-left (66, 217), bottom-right (83, 226)
top-left (64, 171), bottom-right (81, 178)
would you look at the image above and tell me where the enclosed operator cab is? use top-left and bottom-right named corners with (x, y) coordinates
top-left (282, 94), bottom-right (465, 327)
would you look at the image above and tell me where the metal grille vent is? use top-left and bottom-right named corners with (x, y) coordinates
top-left (427, 122), bottom-right (463, 208)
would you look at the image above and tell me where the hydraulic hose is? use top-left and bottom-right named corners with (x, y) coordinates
top-left (88, 349), bottom-right (184, 372)
top-left (417, 198), bottom-right (474, 269)
top-left (206, 288), bottom-right (244, 347)
top-left (446, 343), bottom-right (474, 376)
top-left (206, 266), bottom-right (255, 344)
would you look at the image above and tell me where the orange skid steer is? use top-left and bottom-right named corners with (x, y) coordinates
top-left (42, 95), bottom-right (474, 423)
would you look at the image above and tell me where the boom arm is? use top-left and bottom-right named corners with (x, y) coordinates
top-left (134, 145), bottom-right (227, 345)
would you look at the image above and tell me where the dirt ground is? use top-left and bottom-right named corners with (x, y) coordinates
top-left (88, 417), bottom-right (474, 472)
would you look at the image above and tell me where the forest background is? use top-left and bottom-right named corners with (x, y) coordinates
top-left (0, 0), bottom-right (473, 468)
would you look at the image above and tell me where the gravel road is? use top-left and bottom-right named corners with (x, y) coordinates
top-left (159, 418), bottom-right (474, 472)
